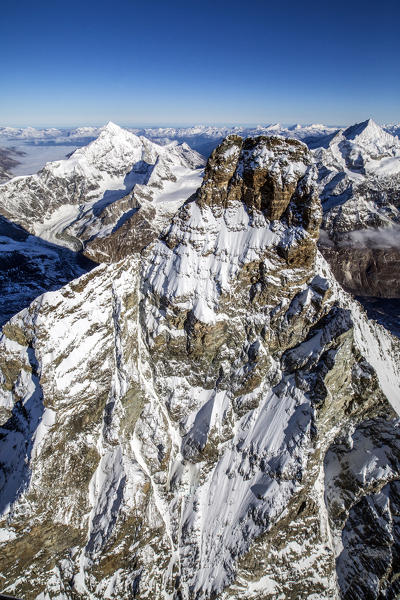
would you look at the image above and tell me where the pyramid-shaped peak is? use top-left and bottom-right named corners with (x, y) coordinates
top-left (94, 121), bottom-right (143, 147)
top-left (101, 121), bottom-right (126, 135)
top-left (343, 118), bottom-right (394, 143)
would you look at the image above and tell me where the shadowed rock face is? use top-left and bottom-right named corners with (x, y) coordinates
top-left (0, 136), bottom-right (399, 600)
top-left (319, 244), bottom-right (400, 298)
top-left (83, 199), bottom-right (158, 262)
top-left (0, 216), bottom-right (95, 326)
top-left (0, 147), bottom-right (24, 183)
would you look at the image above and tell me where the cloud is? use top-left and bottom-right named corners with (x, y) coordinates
top-left (338, 225), bottom-right (400, 249)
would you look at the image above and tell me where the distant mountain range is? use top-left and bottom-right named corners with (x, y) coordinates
top-left (1, 120), bottom-right (399, 177)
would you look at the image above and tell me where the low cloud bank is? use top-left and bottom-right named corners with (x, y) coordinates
top-left (319, 226), bottom-right (400, 249)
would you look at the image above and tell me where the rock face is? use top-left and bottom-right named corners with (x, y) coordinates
top-left (320, 245), bottom-right (400, 298)
top-left (0, 136), bottom-right (400, 600)
top-left (313, 119), bottom-right (400, 298)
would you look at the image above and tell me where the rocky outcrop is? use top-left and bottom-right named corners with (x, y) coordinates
top-left (198, 136), bottom-right (316, 220)
top-left (319, 244), bottom-right (400, 298)
top-left (0, 136), bottom-right (399, 600)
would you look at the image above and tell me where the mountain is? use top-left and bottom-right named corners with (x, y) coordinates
top-left (0, 126), bottom-right (65, 140)
top-left (0, 122), bottom-right (205, 262)
top-left (131, 123), bottom-right (338, 156)
top-left (384, 122), bottom-right (400, 138)
top-left (0, 123), bottom-right (339, 173)
top-left (313, 119), bottom-right (400, 299)
top-left (0, 124), bottom-right (204, 326)
top-left (313, 118), bottom-right (400, 175)
top-left (0, 147), bottom-right (25, 183)
top-left (2, 118), bottom-right (400, 322)
top-left (0, 125), bottom-right (101, 143)
top-left (0, 135), bottom-right (399, 600)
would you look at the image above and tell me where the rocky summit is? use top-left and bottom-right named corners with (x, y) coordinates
top-left (0, 136), bottom-right (400, 600)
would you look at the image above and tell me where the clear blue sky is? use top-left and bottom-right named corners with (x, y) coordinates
top-left (2, 0), bottom-right (399, 127)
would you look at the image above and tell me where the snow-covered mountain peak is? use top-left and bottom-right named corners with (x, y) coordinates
top-left (145, 135), bottom-right (320, 322)
top-left (343, 118), bottom-right (398, 146)
top-left (309, 123), bottom-right (328, 129)
top-left (93, 120), bottom-right (144, 147)
top-left (100, 120), bottom-right (125, 135)
top-left (93, 120), bottom-right (145, 146)
top-left (314, 117), bottom-right (400, 277)
top-left (46, 123), bottom-right (145, 180)
top-left (313, 116), bottom-right (400, 189)
top-left (265, 122), bottom-right (282, 130)
top-left (0, 124), bottom-right (205, 257)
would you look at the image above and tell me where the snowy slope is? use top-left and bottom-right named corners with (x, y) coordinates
top-left (0, 122), bottom-right (205, 258)
top-left (0, 135), bottom-right (399, 600)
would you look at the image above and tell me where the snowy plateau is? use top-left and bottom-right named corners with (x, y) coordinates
top-left (0, 122), bottom-right (399, 600)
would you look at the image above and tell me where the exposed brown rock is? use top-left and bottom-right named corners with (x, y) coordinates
top-left (319, 243), bottom-right (400, 298)
top-left (84, 205), bottom-right (157, 262)
top-left (197, 135), bottom-right (317, 229)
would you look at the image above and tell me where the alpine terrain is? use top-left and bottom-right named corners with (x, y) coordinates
top-left (0, 123), bottom-right (205, 325)
top-left (0, 133), bottom-right (400, 600)
top-left (0, 123), bottom-right (338, 170)
top-left (313, 119), bottom-right (400, 299)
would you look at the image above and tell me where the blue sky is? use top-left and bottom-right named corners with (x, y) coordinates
top-left (2, 0), bottom-right (399, 126)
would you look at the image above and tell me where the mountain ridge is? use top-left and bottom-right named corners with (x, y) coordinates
top-left (0, 123), bottom-right (205, 260)
top-left (0, 135), bottom-right (399, 599)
